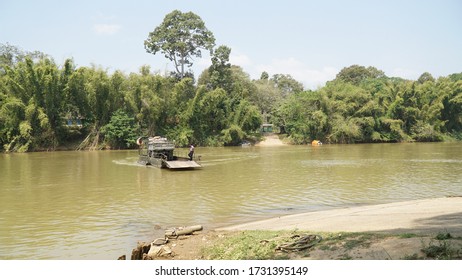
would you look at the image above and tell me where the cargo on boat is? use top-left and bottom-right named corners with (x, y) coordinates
top-left (137, 136), bottom-right (201, 170)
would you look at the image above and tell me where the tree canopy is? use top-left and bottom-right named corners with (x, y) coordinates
top-left (1, 9), bottom-right (461, 153)
top-left (144, 10), bottom-right (215, 78)
top-left (274, 73), bottom-right (462, 144)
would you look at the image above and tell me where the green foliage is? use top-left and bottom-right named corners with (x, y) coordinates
top-left (335, 65), bottom-right (385, 85)
top-left (198, 88), bottom-right (228, 133)
top-left (436, 232), bottom-right (452, 240)
top-left (101, 110), bottom-right (139, 149)
top-left (274, 90), bottom-right (328, 143)
top-left (0, 56), bottom-right (64, 151)
top-left (1, 40), bottom-right (461, 152)
top-left (165, 125), bottom-right (193, 147)
top-left (221, 124), bottom-right (245, 146)
top-left (203, 231), bottom-right (290, 260)
top-left (421, 239), bottom-right (460, 260)
top-left (231, 99), bottom-right (262, 132)
top-left (399, 233), bottom-right (418, 239)
top-left (418, 72), bottom-right (435, 84)
top-left (406, 232), bottom-right (462, 260)
top-left (271, 74), bottom-right (304, 97)
top-left (208, 45), bottom-right (232, 92)
top-left (275, 67), bottom-right (462, 144)
top-left (441, 80), bottom-right (462, 132)
top-left (144, 10), bottom-right (216, 78)
top-left (252, 78), bottom-right (280, 118)
top-left (194, 65), bottom-right (262, 146)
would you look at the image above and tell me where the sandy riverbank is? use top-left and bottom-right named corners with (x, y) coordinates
top-left (137, 197), bottom-right (462, 260)
top-left (254, 134), bottom-right (286, 146)
top-left (218, 196), bottom-right (462, 235)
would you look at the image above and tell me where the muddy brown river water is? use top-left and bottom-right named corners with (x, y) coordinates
top-left (1, 142), bottom-right (461, 259)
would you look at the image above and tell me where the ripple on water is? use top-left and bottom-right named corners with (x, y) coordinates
top-left (1, 144), bottom-right (461, 259)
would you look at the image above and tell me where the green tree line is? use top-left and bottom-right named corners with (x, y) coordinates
top-left (1, 10), bottom-right (461, 152)
top-left (1, 44), bottom-right (460, 153)
top-left (275, 65), bottom-right (462, 144)
top-left (0, 43), bottom-right (266, 152)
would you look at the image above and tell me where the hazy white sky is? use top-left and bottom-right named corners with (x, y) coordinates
top-left (1, 0), bottom-right (461, 89)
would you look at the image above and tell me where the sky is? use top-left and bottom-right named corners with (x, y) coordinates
top-left (1, 0), bottom-right (461, 89)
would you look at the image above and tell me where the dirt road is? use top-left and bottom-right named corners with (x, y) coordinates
top-left (255, 134), bottom-right (286, 146)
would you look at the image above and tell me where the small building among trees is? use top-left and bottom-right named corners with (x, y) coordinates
top-left (261, 123), bottom-right (273, 134)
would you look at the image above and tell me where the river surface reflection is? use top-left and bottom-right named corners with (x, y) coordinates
top-left (1, 142), bottom-right (461, 259)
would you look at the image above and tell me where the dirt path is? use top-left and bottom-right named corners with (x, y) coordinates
top-left (255, 134), bottom-right (286, 146)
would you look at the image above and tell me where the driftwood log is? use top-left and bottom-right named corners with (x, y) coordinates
top-left (165, 225), bottom-right (203, 238)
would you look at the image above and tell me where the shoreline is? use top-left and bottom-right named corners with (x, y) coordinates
top-left (136, 196), bottom-right (462, 260)
top-left (217, 196), bottom-right (462, 235)
top-left (254, 134), bottom-right (287, 146)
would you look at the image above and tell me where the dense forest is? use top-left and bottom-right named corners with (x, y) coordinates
top-left (1, 11), bottom-right (461, 152)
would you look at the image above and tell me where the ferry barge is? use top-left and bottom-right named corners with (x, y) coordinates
top-left (137, 136), bottom-right (201, 169)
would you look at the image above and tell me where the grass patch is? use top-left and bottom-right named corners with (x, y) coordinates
top-left (202, 231), bottom-right (389, 260)
top-left (402, 232), bottom-right (462, 260)
top-left (435, 232), bottom-right (452, 240)
top-left (399, 233), bottom-right (418, 239)
top-left (201, 230), bottom-right (462, 260)
top-left (420, 234), bottom-right (461, 260)
top-left (421, 240), bottom-right (456, 259)
top-left (202, 231), bottom-right (293, 260)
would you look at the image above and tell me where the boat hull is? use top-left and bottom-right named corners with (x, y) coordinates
top-left (139, 156), bottom-right (201, 169)
top-left (137, 136), bottom-right (201, 170)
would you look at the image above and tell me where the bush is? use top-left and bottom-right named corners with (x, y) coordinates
top-left (101, 110), bottom-right (139, 149)
top-left (221, 124), bottom-right (245, 146)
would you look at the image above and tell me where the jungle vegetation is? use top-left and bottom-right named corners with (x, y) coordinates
top-left (1, 10), bottom-right (461, 152)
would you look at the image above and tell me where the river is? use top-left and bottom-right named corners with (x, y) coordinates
top-left (1, 142), bottom-right (461, 259)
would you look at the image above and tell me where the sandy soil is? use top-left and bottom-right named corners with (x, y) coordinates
top-left (135, 197), bottom-right (462, 260)
top-left (254, 134), bottom-right (286, 146)
top-left (145, 231), bottom-right (462, 260)
top-left (219, 197), bottom-right (462, 235)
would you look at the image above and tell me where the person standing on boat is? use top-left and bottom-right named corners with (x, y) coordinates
top-left (188, 144), bottom-right (194, 160)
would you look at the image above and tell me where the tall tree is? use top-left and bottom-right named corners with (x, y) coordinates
top-left (208, 45), bottom-right (232, 92)
top-left (1, 57), bottom-right (62, 151)
top-left (271, 74), bottom-right (304, 98)
top-left (335, 65), bottom-right (386, 85)
top-left (144, 10), bottom-right (215, 78)
top-left (417, 72), bottom-right (435, 84)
